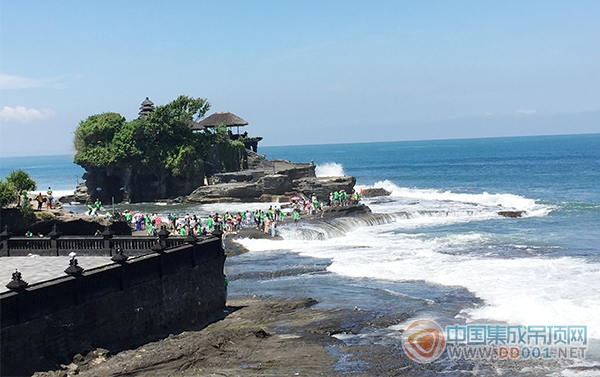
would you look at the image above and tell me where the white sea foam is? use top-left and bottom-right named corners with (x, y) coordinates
top-left (357, 180), bottom-right (553, 217)
top-left (304, 231), bottom-right (600, 339)
top-left (238, 211), bottom-right (600, 340)
top-left (43, 189), bottom-right (74, 199)
top-left (315, 162), bottom-right (345, 177)
top-left (230, 178), bottom-right (591, 340)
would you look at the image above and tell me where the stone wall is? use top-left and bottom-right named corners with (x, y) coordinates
top-left (0, 237), bottom-right (226, 376)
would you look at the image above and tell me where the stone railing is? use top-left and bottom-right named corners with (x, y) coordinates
top-left (0, 225), bottom-right (201, 257)
top-left (1, 229), bottom-right (226, 376)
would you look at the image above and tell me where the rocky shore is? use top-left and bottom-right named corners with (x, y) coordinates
top-left (32, 295), bottom-right (422, 377)
top-left (13, 196), bottom-right (534, 376)
top-left (186, 155), bottom-right (356, 204)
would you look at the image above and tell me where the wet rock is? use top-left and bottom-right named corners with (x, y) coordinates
top-left (292, 176), bottom-right (357, 200)
top-left (322, 204), bottom-right (372, 218)
top-left (498, 210), bottom-right (525, 218)
top-left (213, 171), bottom-right (256, 184)
top-left (58, 183), bottom-right (89, 204)
top-left (361, 188), bottom-right (391, 198)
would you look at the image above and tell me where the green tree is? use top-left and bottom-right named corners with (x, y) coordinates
top-left (213, 122), bottom-right (229, 143)
top-left (0, 180), bottom-right (16, 208)
top-left (74, 112), bottom-right (126, 167)
top-left (6, 170), bottom-right (37, 206)
top-left (74, 95), bottom-right (211, 176)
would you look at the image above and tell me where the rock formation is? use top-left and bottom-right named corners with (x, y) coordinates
top-left (361, 188), bottom-right (391, 198)
top-left (58, 183), bottom-right (89, 204)
top-left (187, 152), bottom-right (357, 203)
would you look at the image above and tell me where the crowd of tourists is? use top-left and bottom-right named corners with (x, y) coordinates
top-left (88, 188), bottom-right (362, 238)
top-left (119, 206), bottom-right (293, 238)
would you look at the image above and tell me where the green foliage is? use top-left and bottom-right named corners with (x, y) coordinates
top-left (165, 145), bottom-right (204, 177)
top-left (231, 140), bottom-right (246, 170)
top-left (216, 140), bottom-right (247, 172)
top-left (19, 197), bottom-right (35, 220)
top-left (73, 96), bottom-right (213, 178)
top-left (6, 170), bottom-right (37, 206)
top-left (214, 122), bottom-right (229, 143)
top-left (74, 112), bottom-right (126, 166)
top-left (0, 180), bottom-right (16, 208)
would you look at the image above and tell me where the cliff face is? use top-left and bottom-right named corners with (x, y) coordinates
top-left (83, 165), bottom-right (204, 204)
top-left (80, 146), bottom-right (246, 204)
top-left (80, 149), bottom-right (357, 205)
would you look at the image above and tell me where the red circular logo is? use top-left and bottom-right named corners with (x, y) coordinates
top-left (402, 319), bottom-right (446, 363)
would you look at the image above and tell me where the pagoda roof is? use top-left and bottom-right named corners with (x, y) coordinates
top-left (140, 97), bottom-right (154, 108)
top-left (138, 97), bottom-right (155, 118)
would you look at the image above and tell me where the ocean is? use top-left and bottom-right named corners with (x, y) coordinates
top-left (1, 133), bottom-right (599, 375)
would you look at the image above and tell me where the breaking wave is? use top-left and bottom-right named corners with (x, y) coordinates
top-left (316, 162), bottom-right (345, 177)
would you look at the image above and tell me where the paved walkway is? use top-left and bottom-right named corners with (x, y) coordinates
top-left (0, 256), bottom-right (113, 293)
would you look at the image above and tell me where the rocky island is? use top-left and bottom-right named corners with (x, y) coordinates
top-left (72, 95), bottom-right (357, 206)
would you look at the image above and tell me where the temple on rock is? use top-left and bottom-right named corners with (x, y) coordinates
top-left (137, 99), bottom-right (263, 152)
top-left (191, 111), bottom-right (263, 152)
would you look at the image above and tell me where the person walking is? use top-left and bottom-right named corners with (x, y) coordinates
top-left (35, 193), bottom-right (43, 211)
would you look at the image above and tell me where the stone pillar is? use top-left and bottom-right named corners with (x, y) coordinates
top-left (0, 225), bottom-right (12, 257)
top-left (102, 227), bottom-right (113, 255)
top-left (152, 226), bottom-right (170, 280)
top-left (211, 228), bottom-right (224, 253)
top-left (64, 254), bottom-right (84, 305)
top-left (157, 226), bottom-right (170, 249)
top-left (111, 248), bottom-right (129, 291)
top-left (48, 224), bottom-right (61, 256)
top-left (184, 233), bottom-right (197, 245)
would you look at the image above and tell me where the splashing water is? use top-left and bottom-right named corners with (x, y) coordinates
top-left (316, 162), bottom-right (345, 177)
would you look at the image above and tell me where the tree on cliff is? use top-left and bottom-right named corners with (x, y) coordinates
top-left (73, 95), bottom-right (246, 202)
top-left (74, 95), bottom-right (211, 177)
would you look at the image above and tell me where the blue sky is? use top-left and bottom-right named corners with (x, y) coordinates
top-left (1, 1), bottom-right (599, 157)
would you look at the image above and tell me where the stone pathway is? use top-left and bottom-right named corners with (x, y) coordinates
top-left (0, 256), bottom-right (112, 293)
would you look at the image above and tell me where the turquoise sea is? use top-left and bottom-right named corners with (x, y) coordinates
top-left (1, 133), bottom-right (599, 375)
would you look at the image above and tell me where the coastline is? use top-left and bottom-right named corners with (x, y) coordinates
top-left (32, 296), bottom-right (415, 377)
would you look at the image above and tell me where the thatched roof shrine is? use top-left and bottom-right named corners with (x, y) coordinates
top-left (191, 112), bottom-right (248, 132)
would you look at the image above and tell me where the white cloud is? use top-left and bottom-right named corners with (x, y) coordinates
top-left (0, 106), bottom-right (56, 123)
top-left (516, 109), bottom-right (536, 115)
top-left (0, 73), bottom-right (73, 89)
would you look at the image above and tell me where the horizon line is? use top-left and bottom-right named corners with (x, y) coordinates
top-left (1, 131), bottom-right (598, 159)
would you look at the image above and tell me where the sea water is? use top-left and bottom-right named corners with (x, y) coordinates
top-left (1, 134), bottom-right (599, 375)
top-left (0, 154), bottom-right (85, 199)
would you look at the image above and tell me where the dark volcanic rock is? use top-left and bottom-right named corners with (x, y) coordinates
top-left (187, 182), bottom-right (264, 203)
top-left (498, 210), bottom-right (525, 218)
top-left (29, 215), bottom-right (132, 236)
top-left (322, 204), bottom-right (372, 218)
top-left (258, 174), bottom-right (292, 194)
top-left (361, 188), bottom-right (391, 198)
top-left (292, 176), bottom-right (357, 200)
top-left (187, 156), bottom-right (321, 203)
top-left (187, 174), bottom-right (357, 204)
top-left (214, 171), bottom-right (256, 184)
top-left (58, 183), bottom-right (89, 204)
